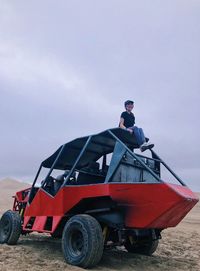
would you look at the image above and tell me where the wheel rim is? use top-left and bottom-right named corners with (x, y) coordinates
top-left (0, 218), bottom-right (11, 240)
top-left (68, 229), bottom-right (84, 257)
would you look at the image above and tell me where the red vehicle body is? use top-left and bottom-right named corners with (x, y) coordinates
top-left (0, 128), bottom-right (199, 268)
top-left (14, 182), bottom-right (197, 232)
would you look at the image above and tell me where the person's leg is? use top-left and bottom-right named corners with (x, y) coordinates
top-left (132, 126), bottom-right (154, 151)
top-left (138, 128), bottom-right (146, 144)
top-left (132, 126), bottom-right (143, 146)
top-left (129, 126), bottom-right (154, 151)
top-left (139, 128), bottom-right (154, 151)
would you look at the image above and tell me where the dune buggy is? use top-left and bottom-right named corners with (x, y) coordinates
top-left (0, 128), bottom-right (198, 268)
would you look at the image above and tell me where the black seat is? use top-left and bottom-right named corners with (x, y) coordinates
top-left (76, 162), bottom-right (105, 185)
top-left (53, 170), bottom-right (70, 193)
top-left (43, 176), bottom-right (55, 194)
top-left (86, 162), bottom-right (100, 173)
top-left (76, 172), bottom-right (104, 185)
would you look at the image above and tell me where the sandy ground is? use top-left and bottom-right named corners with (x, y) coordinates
top-left (0, 178), bottom-right (199, 271)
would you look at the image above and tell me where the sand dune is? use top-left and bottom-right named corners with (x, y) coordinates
top-left (0, 178), bottom-right (30, 215)
top-left (0, 178), bottom-right (199, 271)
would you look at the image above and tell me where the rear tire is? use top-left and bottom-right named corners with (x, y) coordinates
top-left (0, 210), bottom-right (21, 245)
top-left (125, 237), bottom-right (159, 256)
top-left (62, 214), bottom-right (103, 268)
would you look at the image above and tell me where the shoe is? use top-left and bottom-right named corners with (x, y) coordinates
top-left (140, 142), bottom-right (154, 152)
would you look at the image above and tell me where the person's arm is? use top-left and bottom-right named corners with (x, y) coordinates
top-left (119, 117), bottom-right (126, 129)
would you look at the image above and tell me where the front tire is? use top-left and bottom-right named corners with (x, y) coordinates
top-left (0, 210), bottom-right (21, 245)
top-left (62, 214), bottom-right (103, 268)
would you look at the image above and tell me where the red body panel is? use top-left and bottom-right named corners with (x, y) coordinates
top-left (22, 183), bottom-right (198, 232)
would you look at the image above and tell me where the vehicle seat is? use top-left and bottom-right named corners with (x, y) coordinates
top-left (43, 176), bottom-right (55, 194)
top-left (53, 170), bottom-right (71, 193)
top-left (86, 161), bottom-right (100, 173)
top-left (76, 162), bottom-right (104, 185)
top-left (76, 173), bottom-right (104, 185)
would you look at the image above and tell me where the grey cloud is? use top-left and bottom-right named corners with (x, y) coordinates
top-left (0, 0), bottom-right (200, 190)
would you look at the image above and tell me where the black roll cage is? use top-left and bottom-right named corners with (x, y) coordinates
top-left (28, 129), bottom-right (186, 203)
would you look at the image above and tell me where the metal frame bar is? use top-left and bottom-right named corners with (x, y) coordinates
top-left (136, 153), bottom-right (161, 163)
top-left (41, 144), bottom-right (66, 188)
top-left (108, 130), bottom-right (162, 182)
top-left (150, 150), bottom-right (186, 186)
top-left (28, 164), bottom-right (42, 203)
top-left (105, 141), bottom-right (127, 183)
top-left (62, 136), bottom-right (92, 187)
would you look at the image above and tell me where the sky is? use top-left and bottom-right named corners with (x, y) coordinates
top-left (0, 0), bottom-right (200, 191)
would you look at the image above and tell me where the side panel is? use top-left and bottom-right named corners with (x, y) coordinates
top-left (23, 183), bottom-right (198, 231)
top-left (109, 183), bottom-right (198, 228)
top-left (24, 185), bottom-right (110, 216)
top-left (23, 185), bottom-right (110, 231)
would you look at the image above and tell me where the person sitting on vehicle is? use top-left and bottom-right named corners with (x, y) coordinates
top-left (119, 100), bottom-right (154, 152)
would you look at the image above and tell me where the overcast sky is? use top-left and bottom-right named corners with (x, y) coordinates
top-left (0, 0), bottom-right (200, 191)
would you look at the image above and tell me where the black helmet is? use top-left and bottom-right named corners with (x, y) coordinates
top-left (124, 100), bottom-right (134, 107)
